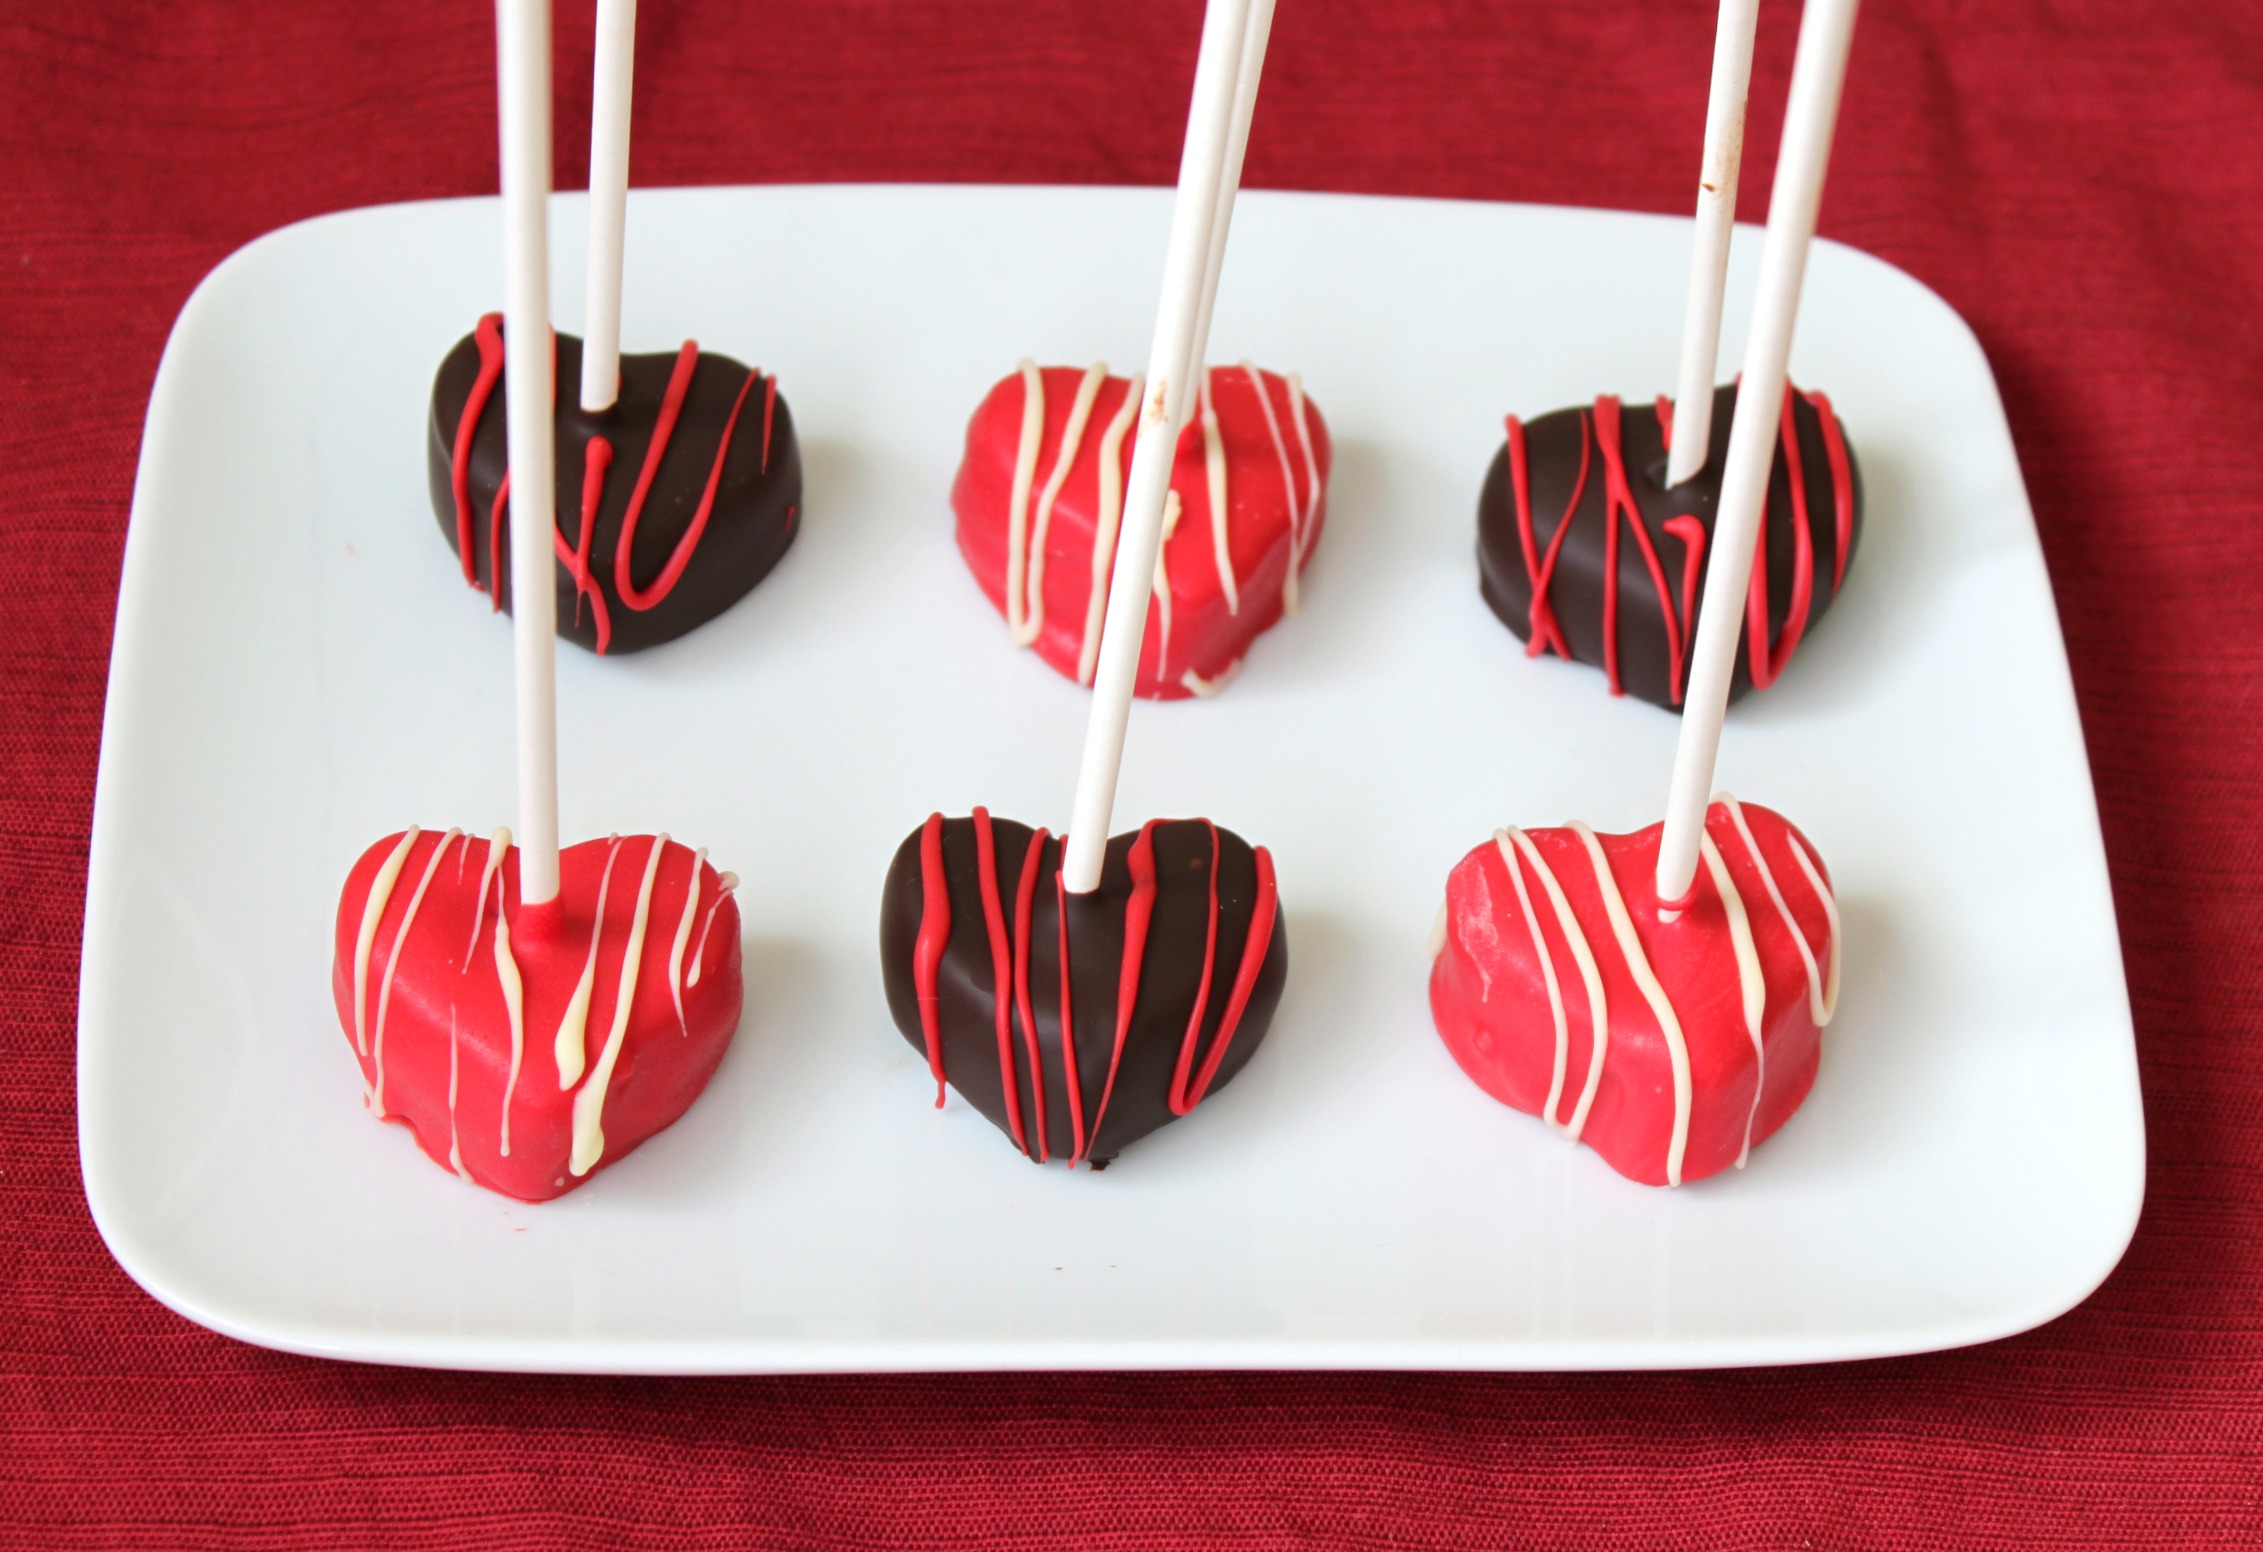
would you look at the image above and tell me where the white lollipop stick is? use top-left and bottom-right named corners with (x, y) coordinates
top-left (1655, 0), bottom-right (1859, 909)
top-left (497, 0), bottom-right (561, 905)
top-left (1061, 0), bottom-right (1257, 895)
top-left (1665, 0), bottom-right (1761, 488)
top-left (579, 0), bottom-right (636, 413)
top-left (1186, 0), bottom-right (1277, 376)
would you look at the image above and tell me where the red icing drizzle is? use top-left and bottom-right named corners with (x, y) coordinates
top-left (970, 809), bottom-right (1026, 1155)
top-left (1082, 821), bottom-right (1161, 1163)
top-left (1185, 845), bottom-right (1279, 1115)
top-left (445, 321), bottom-right (767, 652)
top-left (1165, 824), bottom-right (1224, 1118)
top-left (571, 437), bottom-right (615, 652)
top-left (1594, 397), bottom-right (1688, 702)
top-left (1503, 417), bottom-right (1569, 660)
top-left (489, 474), bottom-right (511, 612)
top-left (1662, 515), bottom-right (1707, 647)
top-left (450, 314), bottom-right (506, 588)
top-left (1745, 393), bottom-right (1817, 689)
top-left (913, 814), bottom-right (951, 1107)
top-left (1507, 386), bottom-right (1854, 704)
top-left (1054, 867), bottom-right (1083, 1163)
top-left (914, 816), bottom-right (1280, 1166)
top-left (1808, 389), bottom-right (1855, 591)
top-left (487, 465), bottom-right (621, 651)
top-left (1010, 827), bottom-right (1052, 1162)
top-left (1508, 410), bottom-right (1591, 666)
top-left (613, 345), bottom-right (763, 612)
top-left (760, 375), bottom-right (779, 475)
top-left (1654, 395), bottom-right (1707, 645)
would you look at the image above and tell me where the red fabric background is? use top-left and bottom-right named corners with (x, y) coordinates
top-left (6, 0), bottom-right (2260, 1544)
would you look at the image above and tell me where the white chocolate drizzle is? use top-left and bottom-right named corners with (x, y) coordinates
top-left (446, 1005), bottom-right (465, 1178)
top-left (1572, 823), bottom-right (1692, 1185)
top-left (490, 832), bottom-right (523, 1158)
top-left (1179, 657), bottom-right (1240, 697)
top-left (1501, 827), bottom-right (1610, 1140)
top-left (370, 827), bottom-right (461, 1118)
top-left (1003, 361), bottom-right (1045, 644)
top-left (999, 362), bottom-right (1324, 689)
top-left (1018, 363), bottom-right (1106, 646)
top-left (555, 836), bottom-right (623, 1090)
top-left (1497, 831), bottom-right (1568, 1129)
top-left (570, 833), bottom-right (669, 1176)
top-left (1286, 373), bottom-right (1322, 605)
top-left (1151, 488), bottom-right (1183, 674)
top-left (1079, 373), bottom-right (1144, 686)
top-left (1699, 830), bottom-right (1767, 1166)
top-left (666, 846), bottom-right (708, 1037)
top-left (464, 827), bottom-right (507, 972)
top-left (1243, 362), bottom-right (1303, 616)
top-left (1198, 368), bottom-right (1237, 614)
top-left (1719, 792), bottom-right (1839, 1026)
top-left (1785, 833), bottom-right (1842, 1023)
top-left (351, 828), bottom-right (419, 1060)
top-left (687, 871), bottom-right (737, 988)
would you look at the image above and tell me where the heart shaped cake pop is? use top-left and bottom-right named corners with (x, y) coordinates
top-left (333, 828), bottom-right (742, 1200)
top-left (1427, 795), bottom-right (1840, 1186)
top-left (427, 315), bottom-right (802, 655)
top-left (879, 810), bottom-right (1286, 1166)
top-left (953, 362), bottom-right (1331, 699)
top-left (1477, 382), bottom-right (1861, 710)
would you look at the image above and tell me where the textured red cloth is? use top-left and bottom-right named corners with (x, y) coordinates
top-left (5, 0), bottom-right (2260, 1545)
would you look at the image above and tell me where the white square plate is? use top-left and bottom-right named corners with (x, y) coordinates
top-left (80, 185), bottom-right (2142, 1372)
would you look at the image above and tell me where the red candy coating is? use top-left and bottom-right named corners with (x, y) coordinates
top-left (1428, 798), bottom-right (1840, 1187)
top-left (332, 830), bottom-right (742, 1201)
top-left (952, 363), bottom-right (1331, 700)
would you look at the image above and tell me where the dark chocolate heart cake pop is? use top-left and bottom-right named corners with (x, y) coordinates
top-left (1428, 796), bottom-right (1839, 1186)
top-left (427, 314), bottom-right (801, 654)
top-left (1477, 382), bottom-right (1860, 709)
top-left (335, 828), bottom-right (742, 1200)
top-left (879, 810), bottom-right (1286, 1166)
top-left (954, 361), bottom-right (1331, 699)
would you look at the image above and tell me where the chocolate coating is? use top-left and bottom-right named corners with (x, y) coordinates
top-left (1477, 382), bottom-right (1862, 709)
top-left (427, 325), bottom-right (801, 654)
top-left (879, 815), bottom-right (1287, 1167)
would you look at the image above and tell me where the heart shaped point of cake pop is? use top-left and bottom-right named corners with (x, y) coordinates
top-left (1477, 382), bottom-right (1861, 710)
top-left (1428, 796), bottom-right (1840, 1186)
top-left (879, 811), bottom-right (1287, 1166)
top-left (953, 362), bottom-right (1331, 700)
top-left (428, 316), bottom-right (802, 655)
top-left (332, 829), bottom-right (743, 1200)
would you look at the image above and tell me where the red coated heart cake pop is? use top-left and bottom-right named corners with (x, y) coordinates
top-left (878, 810), bottom-right (1286, 1166)
top-left (1428, 795), bottom-right (1839, 1186)
top-left (333, 828), bottom-right (742, 1200)
top-left (953, 361), bottom-right (1331, 699)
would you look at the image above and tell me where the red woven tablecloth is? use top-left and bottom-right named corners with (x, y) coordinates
top-left (7, 1), bottom-right (2260, 1545)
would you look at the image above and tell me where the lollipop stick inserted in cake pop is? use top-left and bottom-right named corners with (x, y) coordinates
top-left (881, 0), bottom-right (1291, 1166)
top-left (497, 0), bottom-right (561, 907)
top-left (1186, 0), bottom-right (1277, 377)
top-left (1655, 0), bottom-right (1860, 910)
top-left (331, 0), bottom-right (746, 1201)
top-left (1665, 0), bottom-right (1761, 488)
top-left (578, 0), bottom-right (635, 414)
top-left (1062, 0), bottom-right (1260, 895)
